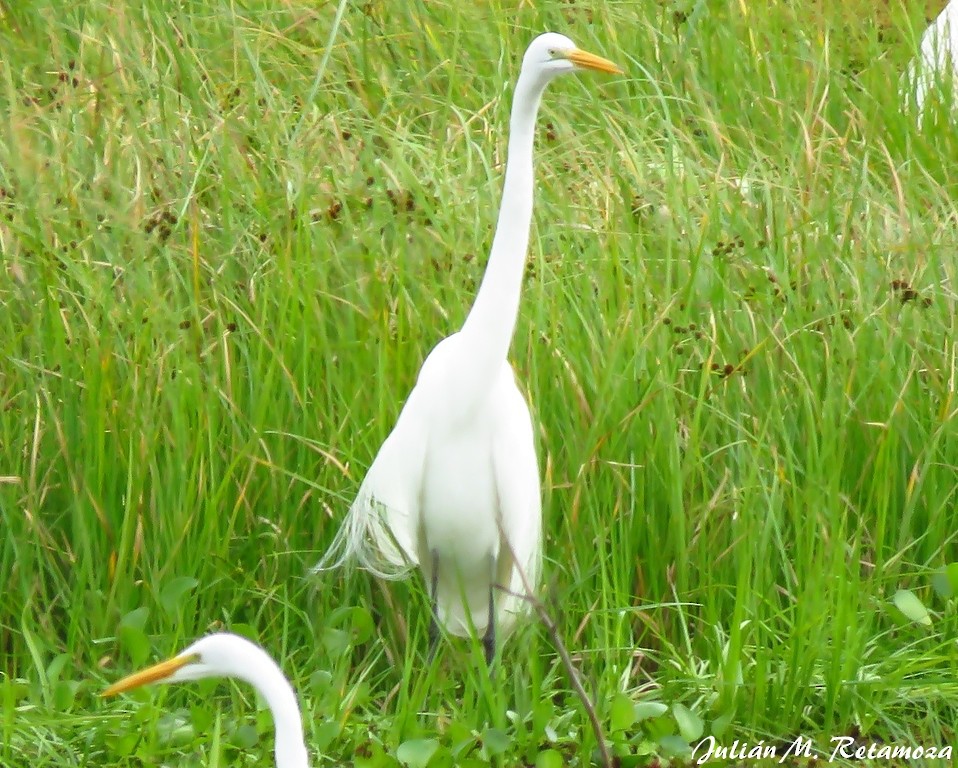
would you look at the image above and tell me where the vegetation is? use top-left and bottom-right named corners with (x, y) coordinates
top-left (1, 1), bottom-right (956, 765)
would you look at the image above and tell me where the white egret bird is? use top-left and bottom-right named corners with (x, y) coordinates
top-left (316, 33), bottom-right (621, 663)
top-left (906, 1), bottom-right (958, 120)
top-left (102, 633), bottom-right (309, 768)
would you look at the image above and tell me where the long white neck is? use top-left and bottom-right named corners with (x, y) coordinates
top-left (459, 69), bottom-right (548, 384)
top-left (237, 655), bottom-right (310, 768)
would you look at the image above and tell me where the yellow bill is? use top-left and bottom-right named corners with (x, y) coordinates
top-left (566, 48), bottom-right (623, 75)
top-left (101, 653), bottom-right (197, 696)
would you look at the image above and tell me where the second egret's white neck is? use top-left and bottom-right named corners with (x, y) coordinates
top-left (230, 648), bottom-right (310, 768)
top-left (459, 67), bottom-right (550, 393)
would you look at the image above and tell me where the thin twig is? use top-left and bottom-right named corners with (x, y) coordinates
top-left (497, 523), bottom-right (613, 768)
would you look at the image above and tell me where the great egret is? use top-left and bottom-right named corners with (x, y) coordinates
top-left (906, 1), bottom-right (958, 119)
top-left (102, 633), bottom-right (309, 768)
top-left (316, 33), bottom-right (621, 663)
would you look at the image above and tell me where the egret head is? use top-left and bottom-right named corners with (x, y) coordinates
top-left (102, 633), bottom-right (309, 768)
top-left (101, 633), bottom-right (262, 694)
top-left (521, 32), bottom-right (622, 83)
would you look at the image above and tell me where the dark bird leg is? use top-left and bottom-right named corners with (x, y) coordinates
top-left (482, 580), bottom-right (496, 667)
top-left (427, 549), bottom-right (441, 662)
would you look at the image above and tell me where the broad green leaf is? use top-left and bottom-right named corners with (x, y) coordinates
top-left (53, 679), bottom-right (80, 710)
top-left (610, 693), bottom-right (636, 732)
top-left (532, 699), bottom-right (556, 732)
top-left (350, 606), bottom-right (375, 644)
top-left (947, 563), bottom-right (958, 594)
top-left (893, 589), bottom-right (932, 627)
top-left (118, 608), bottom-right (151, 665)
top-left (481, 727), bottom-right (511, 756)
top-left (644, 712), bottom-right (676, 741)
top-left (309, 670), bottom-right (334, 693)
top-left (673, 703), bottom-right (704, 742)
top-left (314, 719), bottom-right (340, 751)
top-left (232, 723), bottom-right (259, 749)
top-left (450, 728), bottom-right (477, 758)
top-left (535, 749), bottom-right (564, 768)
top-left (658, 734), bottom-right (692, 757)
top-left (931, 572), bottom-right (952, 599)
top-left (46, 653), bottom-right (72, 685)
top-left (229, 624), bottom-right (260, 645)
top-left (119, 606), bottom-right (149, 630)
top-left (156, 711), bottom-right (196, 745)
top-left (711, 710), bottom-right (734, 738)
top-left (633, 701), bottom-right (669, 722)
top-left (105, 732), bottom-right (140, 758)
top-left (354, 740), bottom-right (389, 768)
top-left (634, 739), bottom-right (658, 756)
top-left (931, 564), bottom-right (958, 599)
top-left (7, 680), bottom-right (30, 704)
top-left (397, 738), bottom-right (439, 768)
top-left (158, 576), bottom-right (199, 615)
top-left (321, 627), bottom-right (350, 655)
top-left (190, 702), bottom-right (215, 734)
top-left (322, 608), bottom-right (374, 652)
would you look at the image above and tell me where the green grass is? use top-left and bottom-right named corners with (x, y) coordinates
top-left (2, 0), bottom-right (957, 765)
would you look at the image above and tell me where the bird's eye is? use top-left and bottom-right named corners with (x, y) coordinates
top-left (548, 48), bottom-right (556, 57)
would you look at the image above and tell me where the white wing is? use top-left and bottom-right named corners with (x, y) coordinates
top-left (314, 386), bottom-right (428, 579)
top-left (491, 364), bottom-right (542, 634)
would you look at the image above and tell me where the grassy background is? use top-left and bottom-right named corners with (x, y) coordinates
top-left (2, 0), bottom-right (957, 765)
